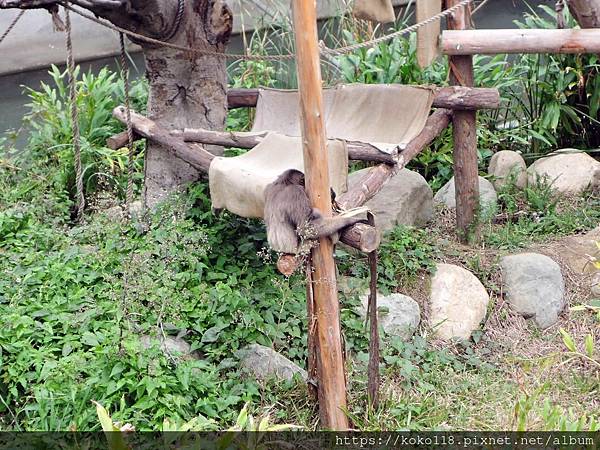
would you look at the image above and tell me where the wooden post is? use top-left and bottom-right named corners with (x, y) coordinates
top-left (447, 0), bottom-right (479, 242)
top-left (291, 0), bottom-right (349, 430)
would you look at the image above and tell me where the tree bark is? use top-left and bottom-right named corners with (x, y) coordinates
top-left (1, 0), bottom-right (233, 209)
top-left (567, 0), bottom-right (600, 28)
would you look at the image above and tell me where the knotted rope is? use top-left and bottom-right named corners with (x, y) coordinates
top-left (64, 4), bottom-right (85, 222)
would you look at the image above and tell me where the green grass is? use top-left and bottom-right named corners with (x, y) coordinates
top-left (481, 175), bottom-right (600, 250)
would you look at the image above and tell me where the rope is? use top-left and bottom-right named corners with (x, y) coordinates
top-left (61, 0), bottom-right (472, 61)
top-left (64, 4), bottom-right (85, 222)
top-left (321, 0), bottom-right (472, 56)
top-left (555, 0), bottom-right (566, 29)
top-left (119, 32), bottom-right (135, 209)
top-left (0, 10), bottom-right (24, 45)
top-left (60, 3), bottom-right (295, 61)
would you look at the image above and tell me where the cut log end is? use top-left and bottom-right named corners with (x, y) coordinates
top-left (277, 254), bottom-right (301, 276)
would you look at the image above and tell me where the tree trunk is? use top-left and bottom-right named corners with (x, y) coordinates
top-left (567, 0), bottom-right (600, 28)
top-left (138, 1), bottom-right (232, 207)
top-left (0, 0), bottom-right (233, 208)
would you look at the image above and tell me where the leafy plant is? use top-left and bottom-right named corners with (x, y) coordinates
top-left (21, 65), bottom-right (147, 205)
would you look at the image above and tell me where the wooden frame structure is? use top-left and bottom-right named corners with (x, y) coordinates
top-left (107, 0), bottom-right (600, 431)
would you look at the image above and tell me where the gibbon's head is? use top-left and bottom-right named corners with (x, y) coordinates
top-left (275, 169), bottom-right (305, 187)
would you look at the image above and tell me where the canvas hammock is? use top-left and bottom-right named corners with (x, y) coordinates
top-left (353, 0), bottom-right (396, 23)
top-left (209, 84), bottom-right (435, 219)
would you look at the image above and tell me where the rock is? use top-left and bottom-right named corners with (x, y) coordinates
top-left (591, 273), bottom-right (600, 297)
top-left (527, 150), bottom-right (600, 195)
top-left (433, 176), bottom-right (497, 216)
top-left (500, 253), bottom-right (566, 329)
top-left (236, 344), bottom-right (307, 382)
top-left (429, 264), bottom-right (490, 340)
top-left (357, 292), bottom-right (421, 340)
top-left (338, 275), bottom-right (367, 297)
top-left (488, 150), bottom-right (527, 189)
top-left (556, 226), bottom-right (600, 274)
top-left (348, 168), bottom-right (433, 233)
top-left (104, 205), bottom-right (124, 221)
top-left (139, 335), bottom-right (200, 361)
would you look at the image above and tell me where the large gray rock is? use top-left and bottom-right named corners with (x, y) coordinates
top-left (434, 176), bottom-right (497, 216)
top-left (527, 150), bottom-right (600, 195)
top-left (236, 344), bottom-right (307, 382)
top-left (429, 264), bottom-right (490, 340)
top-left (347, 168), bottom-right (433, 233)
top-left (488, 150), bottom-right (527, 189)
top-left (500, 253), bottom-right (566, 329)
top-left (357, 292), bottom-right (421, 340)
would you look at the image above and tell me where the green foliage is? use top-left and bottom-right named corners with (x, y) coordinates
top-left (19, 65), bottom-right (147, 204)
top-left (483, 175), bottom-right (600, 249)
top-left (514, 393), bottom-right (599, 432)
top-left (0, 162), bottom-right (315, 430)
top-left (338, 225), bottom-right (438, 294)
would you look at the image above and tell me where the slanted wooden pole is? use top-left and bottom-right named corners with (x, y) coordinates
top-left (291, 0), bottom-right (348, 430)
top-left (447, 0), bottom-right (479, 242)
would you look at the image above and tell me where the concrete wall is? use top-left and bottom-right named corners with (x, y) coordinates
top-left (0, 0), bottom-right (553, 138)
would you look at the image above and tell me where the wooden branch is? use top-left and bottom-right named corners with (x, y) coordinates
top-left (291, 0), bottom-right (348, 430)
top-left (179, 128), bottom-right (397, 164)
top-left (337, 109), bottom-right (452, 210)
top-left (106, 130), bottom-right (141, 150)
top-left (442, 29), bottom-right (600, 55)
top-left (227, 86), bottom-right (500, 110)
top-left (112, 106), bottom-right (215, 172)
top-left (447, 0), bottom-right (479, 243)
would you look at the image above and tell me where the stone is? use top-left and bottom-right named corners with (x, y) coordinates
top-left (591, 273), bottom-right (600, 297)
top-left (347, 168), bottom-right (433, 233)
top-left (139, 335), bottom-right (200, 361)
top-left (236, 344), bottom-right (307, 382)
top-left (557, 226), bottom-right (600, 274)
top-left (527, 150), bottom-right (600, 195)
top-left (488, 150), bottom-right (527, 189)
top-left (433, 176), bottom-right (498, 216)
top-left (429, 264), bottom-right (490, 340)
top-left (357, 292), bottom-right (421, 340)
top-left (500, 253), bottom-right (566, 329)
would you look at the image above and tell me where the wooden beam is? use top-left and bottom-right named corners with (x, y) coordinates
top-left (337, 109), bottom-right (452, 210)
top-left (112, 106), bottom-right (214, 172)
top-left (442, 29), bottom-right (600, 55)
top-left (291, 0), bottom-right (348, 430)
top-left (447, 0), bottom-right (479, 243)
top-left (227, 86), bottom-right (500, 110)
top-left (179, 128), bottom-right (397, 164)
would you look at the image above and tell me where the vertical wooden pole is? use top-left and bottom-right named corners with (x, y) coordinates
top-left (291, 0), bottom-right (349, 430)
top-left (447, 0), bottom-right (479, 242)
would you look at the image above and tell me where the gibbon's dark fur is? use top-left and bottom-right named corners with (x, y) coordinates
top-left (263, 169), bottom-right (363, 254)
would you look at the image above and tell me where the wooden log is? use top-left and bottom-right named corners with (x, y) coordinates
top-left (112, 106), bottom-right (379, 253)
top-left (442, 29), bottom-right (600, 55)
top-left (112, 106), bottom-right (215, 172)
top-left (107, 130), bottom-right (140, 150)
top-left (291, 0), bottom-right (349, 430)
top-left (227, 86), bottom-right (500, 110)
top-left (181, 128), bottom-right (397, 164)
top-left (337, 109), bottom-right (452, 210)
top-left (447, 0), bottom-right (479, 243)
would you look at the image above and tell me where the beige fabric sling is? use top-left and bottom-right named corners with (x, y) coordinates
top-left (209, 84), bottom-right (435, 219)
top-left (353, 0), bottom-right (395, 23)
top-left (417, 0), bottom-right (442, 68)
